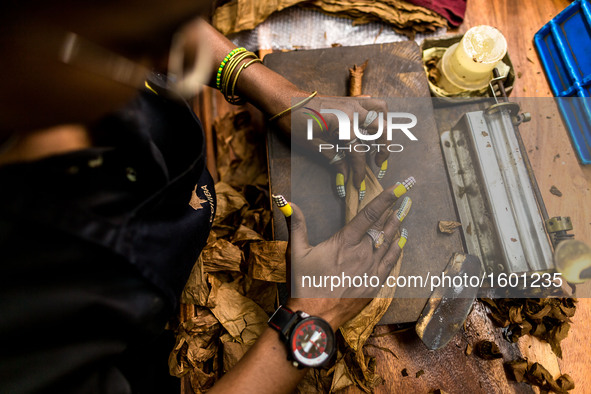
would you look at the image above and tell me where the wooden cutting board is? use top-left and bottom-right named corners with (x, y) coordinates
top-left (265, 42), bottom-right (463, 323)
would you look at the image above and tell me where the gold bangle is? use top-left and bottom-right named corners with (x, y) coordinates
top-left (228, 58), bottom-right (263, 105)
top-left (221, 51), bottom-right (253, 97)
top-left (220, 51), bottom-right (247, 95)
top-left (220, 51), bottom-right (259, 104)
top-left (269, 91), bottom-right (318, 122)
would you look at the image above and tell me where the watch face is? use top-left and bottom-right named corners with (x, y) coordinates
top-left (290, 317), bottom-right (334, 367)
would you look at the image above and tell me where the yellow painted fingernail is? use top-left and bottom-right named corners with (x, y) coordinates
top-left (144, 80), bottom-right (158, 95)
top-left (272, 194), bottom-right (293, 217)
top-left (396, 197), bottom-right (412, 222)
top-left (398, 228), bottom-right (408, 249)
top-left (359, 179), bottom-right (366, 201)
top-left (393, 176), bottom-right (416, 198)
top-left (336, 173), bottom-right (345, 198)
top-left (378, 160), bottom-right (388, 179)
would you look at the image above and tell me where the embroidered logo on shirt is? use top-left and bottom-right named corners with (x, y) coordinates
top-left (189, 184), bottom-right (215, 223)
top-left (189, 184), bottom-right (208, 211)
top-left (201, 185), bottom-right (215, 223)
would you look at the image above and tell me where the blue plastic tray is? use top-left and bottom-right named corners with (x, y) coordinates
top-left (534, 0), bottom-right (591, 164)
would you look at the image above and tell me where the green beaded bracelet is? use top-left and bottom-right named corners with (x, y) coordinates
top-left (216, 47), bottom-right (246, 90)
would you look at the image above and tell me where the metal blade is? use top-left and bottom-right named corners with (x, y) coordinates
top-left (415, 253), bottom-right (483, 350)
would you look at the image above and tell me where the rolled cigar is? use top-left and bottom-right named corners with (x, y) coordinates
top-left (348, 59), bottom-right (368, 97)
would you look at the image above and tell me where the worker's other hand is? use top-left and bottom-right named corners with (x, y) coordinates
top-left (272, 180), bottom-right (414, 330)
top-left (288, 96), bottom-right (390, 201)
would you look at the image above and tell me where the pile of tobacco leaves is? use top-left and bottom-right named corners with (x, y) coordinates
top-left (480, 298), bottom-right (577, 393)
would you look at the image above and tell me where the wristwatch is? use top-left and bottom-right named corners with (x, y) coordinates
top-left (268, 305), bottom-right (335, 368)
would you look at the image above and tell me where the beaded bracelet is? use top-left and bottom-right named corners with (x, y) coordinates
top-left (220, 50), bottom-right (261, 105)
top-left (216, 47), bottom-right (246, 90)
top-left (269, 91), bottom-right (318, 122)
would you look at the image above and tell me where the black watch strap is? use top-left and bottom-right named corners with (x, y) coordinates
top-left (268, 305), bottom-right (299, 342)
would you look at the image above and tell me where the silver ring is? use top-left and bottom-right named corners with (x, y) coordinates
top-left (329, 151), bottom-right (346, 164)
top-left (366, 229), bottom-right (385, 249)
top-left (363, 111), bottom-right (378, 128)
top-left (357, 111), bottom-right (378, 137)
top-left (346, 138), bottom-right (359, 146)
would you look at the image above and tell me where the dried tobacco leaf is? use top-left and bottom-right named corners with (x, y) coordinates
top-left (343, 350), bottom-right (383, 392)
top-left (438, 220), bottom-right (462, 234)
top-left (296, 368), bottom-right (333, 394)
top-left (214, 110), bottom-right (268, 188)
top-left (555, 374), bottom-right (575, 392)
top-left (480, 298), bottom-right (510, 327)
top-left (508, 305), bottom-right (523, 324)
top-left (202, 239), bottom-right (243, 273)
top-left (181, 256), bottom-right (210, 306)
top-left (329, 355), bottom-right (356, 393)
top-left (336, 179), bottom-right (405, 392)
top-left (505, 358), bottom-right (575, 393)
top-left (546, 322), bottom-right (570, 359)
top-left (212, 0), bottom-right (447, 36)
top-left (527, 362), bottom-right (555, 387)
top-left (189, 368), bottom-right (217, 394)
top-left (337, 289), bottom-right (395, 388)
top-left (559, 299), bottom-right (577, 318)
top-left (241, 207), bottom-right (272, 236)
top-left (340, 249), bottom-right (403, 352)
top-left (505, 320), bottom-right (533, 343)
top-left (525, 300), bottom-right (552, 320)
top-left (232, 224), bottom-right (264, 243)
top-left (248, 241), bottom-right (287, 283)
top-left (169, 308), bottom-right (221, 378)
top-left (209, 280), bottom-right (268, 345)
top-left (480, 298), bottom-right (576, 358)
top-left (214, 182), bottom-right (248, 225)
top-left (474, 340), bottom-right (502, 360)
top-left (531, 322), bottom-right (546, 337)
top-left (243, 277), bottom-right (278, 314)
top-left (550, 185), bottom-right (563, 197)
top-left (465, 343), bottom-right (473, 356)
top-left (505, 358), bottom-right (528, 382)
top-left (426, 58), bottom-right (441, 84)
top-left (548, 302), bottom-right (570, 322)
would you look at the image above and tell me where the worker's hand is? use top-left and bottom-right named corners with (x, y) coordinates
top-left (286, 96), bottom-right (390, 201)
top-left (272, 179), bottom-right (414, 330)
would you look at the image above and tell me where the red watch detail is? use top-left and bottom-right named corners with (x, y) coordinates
top-left (268, 305), bottom-right (335, 368)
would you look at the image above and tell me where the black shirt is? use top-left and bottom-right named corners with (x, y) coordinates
top-left (0, 76), bottom-right (215, 393)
